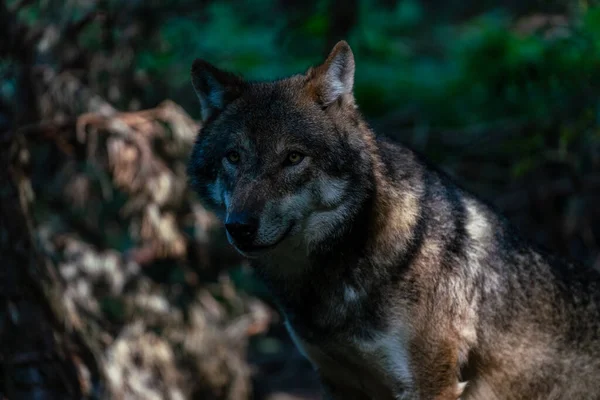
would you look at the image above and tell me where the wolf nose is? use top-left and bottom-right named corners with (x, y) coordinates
top-left (225, 213), bottom-right (258, 244)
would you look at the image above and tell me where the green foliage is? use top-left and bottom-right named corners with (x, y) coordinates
top-left (20, 0), bottom-right (595, 145)
top-left (136, 0), bottom-right (292, 87)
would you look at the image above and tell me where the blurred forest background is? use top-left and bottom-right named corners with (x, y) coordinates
top-left (2, 0), bottom-right (600, 399)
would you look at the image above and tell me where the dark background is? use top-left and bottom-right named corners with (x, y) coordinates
top-left (2, 0), bottom-right (600, 399)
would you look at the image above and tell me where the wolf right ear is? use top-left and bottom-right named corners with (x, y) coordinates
top-left (306, 40), bottom-right (355, 107)
top-left (191, 60), bottom-right (244, 122)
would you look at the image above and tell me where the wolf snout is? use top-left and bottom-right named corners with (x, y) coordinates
top-left (225, 212), bottom-right (259, 246)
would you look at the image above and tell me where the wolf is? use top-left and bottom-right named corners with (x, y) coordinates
top-left (186, 41), bottom-right (600, 400)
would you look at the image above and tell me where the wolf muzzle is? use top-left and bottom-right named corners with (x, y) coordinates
top-left (225, 211), bottom-right (259, 249)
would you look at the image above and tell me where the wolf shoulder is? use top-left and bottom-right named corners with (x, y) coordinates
top-left (377, 133), bottom-right (600, 327)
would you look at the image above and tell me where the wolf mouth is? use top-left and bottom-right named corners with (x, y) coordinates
top-left (232, 222), bottom-right (295, 256)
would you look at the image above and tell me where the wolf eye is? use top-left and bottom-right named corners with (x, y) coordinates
top-left (286, 151), bottom-right (304, 166)
top-left (225, 151), bottom-right (240, 164)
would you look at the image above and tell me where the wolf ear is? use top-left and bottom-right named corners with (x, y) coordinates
top-left (306, 40), bottom-right (355, 107)
top-left (191, 59), bottom-right (244, 122)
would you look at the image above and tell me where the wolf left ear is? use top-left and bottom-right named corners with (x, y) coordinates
top-left (191, 59), bottom-right (244, 122)
top-left (306, 40), bottom-right (355, 107)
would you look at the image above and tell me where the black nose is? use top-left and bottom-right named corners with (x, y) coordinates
top-left (225, 212), bottom-right (258, 245)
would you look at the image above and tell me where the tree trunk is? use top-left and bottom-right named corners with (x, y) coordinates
top-left (0, 128), bottom-right (103, 400)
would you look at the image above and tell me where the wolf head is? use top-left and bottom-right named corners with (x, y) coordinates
top-left (187, 41), bottom-right (376, 257)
